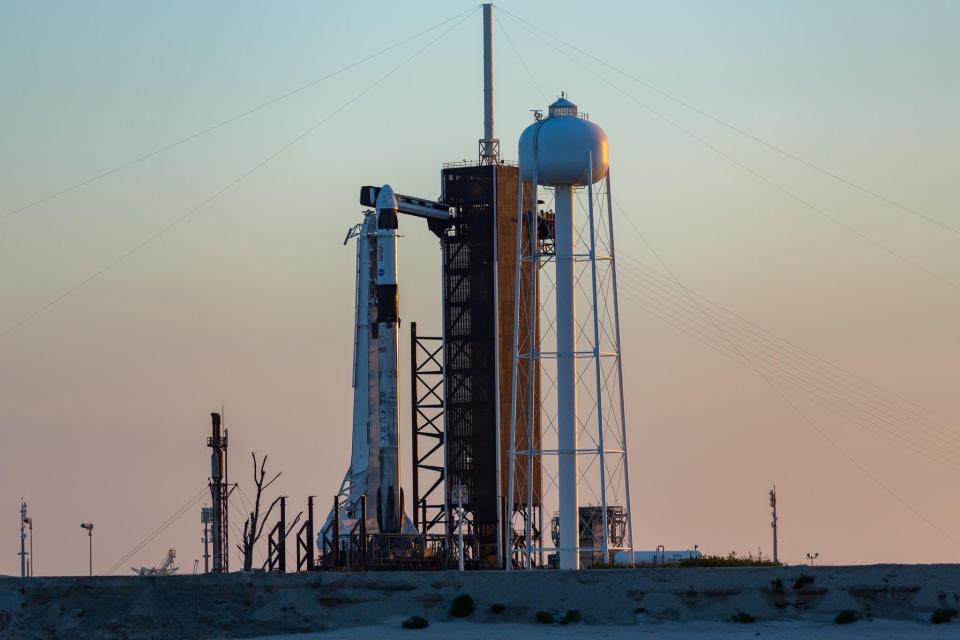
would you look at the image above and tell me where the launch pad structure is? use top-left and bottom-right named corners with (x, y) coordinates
top-left (317, 3), bottom-right (632, 571)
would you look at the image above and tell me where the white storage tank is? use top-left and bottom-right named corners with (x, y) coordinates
top-left (518, 97), bottom-right (609, 186)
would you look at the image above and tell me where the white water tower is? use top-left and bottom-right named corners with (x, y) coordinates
top-left (508, 96), bottom-right (633, 570)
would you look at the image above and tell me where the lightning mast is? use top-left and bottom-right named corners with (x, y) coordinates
top-left (479, 3), bottom-right (499, 164)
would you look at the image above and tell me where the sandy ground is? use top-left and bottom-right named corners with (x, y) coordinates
top-left (255, 620), bottom-right (958, 640)
top-left (5, 567), bottom-right (960, 638)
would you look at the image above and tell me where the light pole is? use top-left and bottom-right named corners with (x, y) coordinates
top-left (201, 507), bottom-right (213, 574)
top-left (80, 523), bottom-right (94, 576)
top-left (805, 552), bottom-right (819, 566)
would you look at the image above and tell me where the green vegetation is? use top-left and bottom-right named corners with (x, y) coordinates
top-left (931, 608), bottom-right (959, 624)
top-left (450, 594), bottom-right (475, 618)
top-left (793, 574), bottom-right (815, 590)
top-left (490, 603), bottom-right (506, 614)
top-left (834, 610), bottom-right (861, 625)
top-left (401, 615), bottom-right (429, 629)
top-left (678, 554), bottom-right (780, 568)
top-left (535, 611), bottom-right (555, 624)
top-left (559, 610), bottom-right (582, 625)
top-left (730, 612), bottom-right (756, 624)
top-left (770, 578), bottom-right (785, 593)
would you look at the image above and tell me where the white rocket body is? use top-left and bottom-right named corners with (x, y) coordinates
top-left (349, 213), bottom-right (381, 512)
top-left (374, 185), bottom-right (402, 534)
top-left (321, 213), bottom-right (381, 541)
top-left (321, 186), bottom-right (414, 548)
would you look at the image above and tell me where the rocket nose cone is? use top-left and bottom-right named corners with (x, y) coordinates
top-left (375, 184), bottom-right (398, 210)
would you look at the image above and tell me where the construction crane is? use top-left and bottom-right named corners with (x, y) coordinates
top-left (132, 548), bottom-right (178, 576)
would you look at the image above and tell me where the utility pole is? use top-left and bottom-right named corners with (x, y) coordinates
top-left (80, 523), bottom-right (94, 576)
top-left (769, 486), bottom-right (778, 564)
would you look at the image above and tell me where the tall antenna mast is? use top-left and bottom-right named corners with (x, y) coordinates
top-left (479, 3), bottom-right (499, 164)
top-left (207, 412), bottom-right (229, 572)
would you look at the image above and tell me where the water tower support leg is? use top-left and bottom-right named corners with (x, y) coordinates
top-left (555, 184), bottom-right (579, 570)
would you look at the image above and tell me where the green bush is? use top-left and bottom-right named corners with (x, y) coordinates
top-left (490, 603), bottom-right (506, 614)
top-left (402, 615), bottom-right (429, 629)
top-left (931, 608), bottom-right (958, 624)
top-left (730, 612), bottom-right (755, 624)
top-left (793, 574), bottom-right (815, 590)
top-left (559, 610), bottom-right (581, 625)
top-left (834, 610), bottom-right (861, 624)
top-left (770, 578), bottom-right (785, 593)
top-left (450, 594), bottom-right (475, 618)
top-left (535, 611), bottom-right (555, 624)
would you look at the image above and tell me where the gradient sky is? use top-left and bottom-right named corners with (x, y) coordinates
top-left (1, 0), bottom-right (958, 575)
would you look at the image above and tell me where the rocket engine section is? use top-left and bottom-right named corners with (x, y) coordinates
top-left (373, 185), bottom-right (402, 534)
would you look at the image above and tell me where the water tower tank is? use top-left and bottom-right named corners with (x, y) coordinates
top-left (518, 97), bottom-right (609, 186)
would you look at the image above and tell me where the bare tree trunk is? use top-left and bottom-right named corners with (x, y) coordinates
top-left (239, 453), bottom-right (281, 572)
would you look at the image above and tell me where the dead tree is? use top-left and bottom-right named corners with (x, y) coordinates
top-left (285, 512), bottom-right (304, 538)
top-left (238, 452), bottom-right (281, 572)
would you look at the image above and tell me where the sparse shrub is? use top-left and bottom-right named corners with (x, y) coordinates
top-left (834, 610), bottom-right (861, 624)
top-left (931, 608), bottom-right (958, 624)
top-left (770, 578), bottom-right (785, 593)
top-left (730, 612), bottom-right (755, 624)
top-left (678, 554), bottom-right (780, 568)
top-left (535, 611), bottom-right (555, 624)
top-left (490, 603), bottom-right (506, 614)
top-left (402, 615), bottom-right (429, 629)
top-left (451, 593), bottom-right (475, 618)
top-left (559, 610), bottom-right (581, 625)
top-left (793, 574), bottom-right (815, 590)
top-left (589, 561), bottom-right (631, 569)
